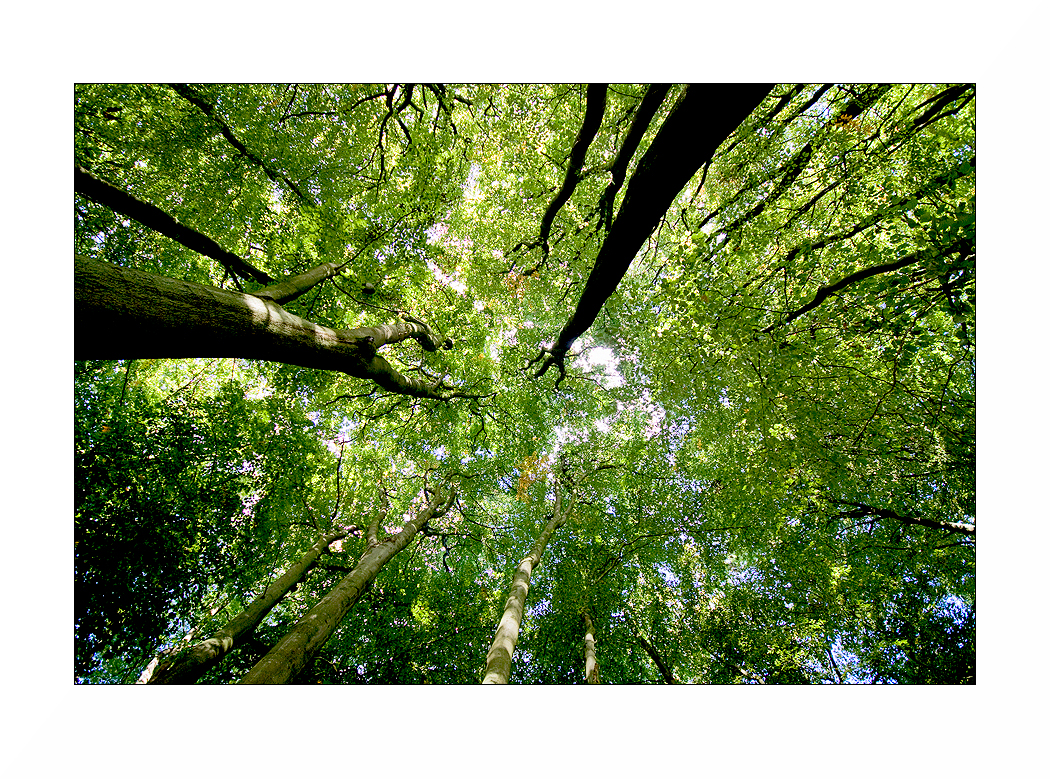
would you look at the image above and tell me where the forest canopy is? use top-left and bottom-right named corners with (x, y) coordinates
top-left (73, 83), bottom-right (975, 684)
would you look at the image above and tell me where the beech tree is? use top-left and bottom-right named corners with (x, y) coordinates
top-left (145, 529), bottom-right (346, 684)
top-left (75, 83), bottom-right (975, 684)
top-left (241, 479), bottom-right (455, 684)
top-left (482, 458), bottom-right (575, 684)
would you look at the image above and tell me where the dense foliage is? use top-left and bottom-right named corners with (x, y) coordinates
top-left (74, 83), bottom-right (975, 684)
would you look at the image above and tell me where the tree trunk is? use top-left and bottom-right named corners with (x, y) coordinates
top-left (135, 597), bottom-right (229, 683)
top-left (74, 255), bottom-right (450, 398)
top-left (482, 477), bottom-right (574, 684)
top-left (535, 83), bottom-right (775, 384)
top-left (147, 530), bottom-right (345, 684)
top-left (240, 486), bottom-right (454, 684)
top-left (582, 610), bottom-right (599, 684)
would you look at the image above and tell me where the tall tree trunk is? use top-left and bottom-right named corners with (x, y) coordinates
top-left (240, 486), bottom-right (454, 684)
top-left (146, 530), bottom-right (346, 684)
top-left (74, 255), bottom-right (454, 399)
top-left (482, 475), bottom-right (574, 684)
top-left (533, 83), bottom-right (774, 386)
top-left (582, 610), bottom-right (600, 684)
top-left (135, 594), bottom-right (233, 683)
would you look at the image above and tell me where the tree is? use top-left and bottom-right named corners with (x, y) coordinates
top-left (241, 478), bottom-right (455, 684)
top-left (581, 609), bottom-right (600, 684)
top-left (146, 529), bottom-right (346, 684)
top-left (482, 457), bottom-right (575, 684)
top-left (74, 83), bottom-right (975, 684)
top-left (530, 83), bottom-right (775, 385)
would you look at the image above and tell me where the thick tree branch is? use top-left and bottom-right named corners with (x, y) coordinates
top-left (74, 165), bottom-right (273, 285)
top-left (762, 238), bottom-right (971, 333)
top-left (349, 315), bottom-right (451, 352)
top-left (253, 260), bottom-right (347, 304)
top-left (905, 84), bottom-right (975, 136)
top-left (625, 611), bottom-right (678, 683)
top-left (832, 501), bottom-right (975, 536)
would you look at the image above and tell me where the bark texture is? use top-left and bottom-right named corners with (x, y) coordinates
top-left (75, 255), bottom-right (450, 398)
top-left (240, 487), bottom-right (454, 684)
top-left (253, 261), bottom-right (347, 304)
top-left (147, 531), bottom-right (345, 684)
top-left (482, 477), bottom-right (574, 684)
top-left (534, 83), bottom-right (775, 385)
top-left (74, 165), bottom-right (272, 285)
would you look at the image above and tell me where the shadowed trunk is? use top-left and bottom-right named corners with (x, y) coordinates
top-left (534, 83), bottom-right (775, 385)
top-left (599, 83), bottom-right (671, 229)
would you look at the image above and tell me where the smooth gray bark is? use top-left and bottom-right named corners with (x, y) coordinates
top-left (240, 487), bottom-right (454, 684)
top-left (583, 610), bottom-right (599, 684)
top-left (482, 476), bottom-right (574, 684)
top-left (253, 261), bottom-right (348, 305)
